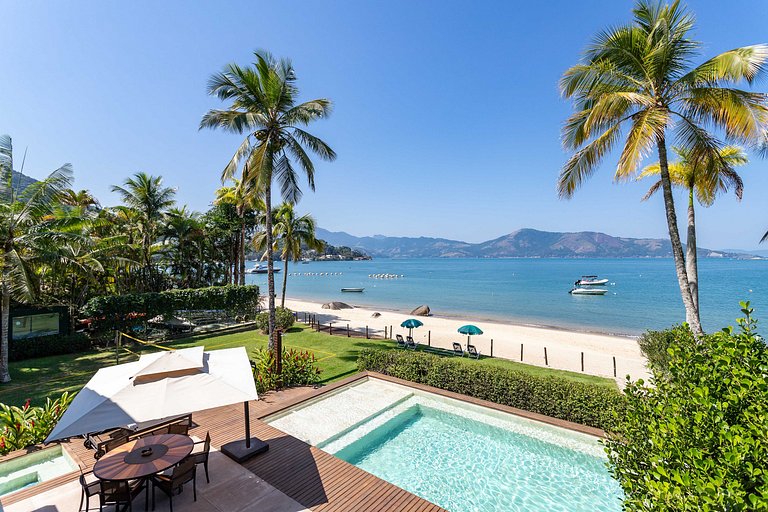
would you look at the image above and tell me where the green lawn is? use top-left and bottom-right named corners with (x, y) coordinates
top-left (2, 324), bottom-right (615, 406)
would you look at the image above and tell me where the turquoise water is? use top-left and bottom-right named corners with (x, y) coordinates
top-left (333, 404), bottom-right (622, 512)
top-left (246, 258), bottom-right (767, 335)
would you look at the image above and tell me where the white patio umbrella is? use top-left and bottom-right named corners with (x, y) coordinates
top-left (45, 346), bottom-right (265, 460)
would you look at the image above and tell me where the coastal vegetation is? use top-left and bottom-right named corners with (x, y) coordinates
top-left (0, 392), bottom-right (73, 456)
top-left (558, 0), bottom-right (768, 336)
top-left (200, 50), bottom-right (336, 351)
top-left (357, 349), bottom-right (623, 430)
top-left (606, 303), bottom-right (768, 509)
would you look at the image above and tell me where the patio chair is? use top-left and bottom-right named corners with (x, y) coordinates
top-left (452, 342), bottom-right (465, 357)
top-left (188, 431), bottom-right (211, 483)
top-left (395, 334), bottom-right (406, 348)
top-left (406, 336), bottom-right (419, 350)
top-left (467, 344), bottom-right (481, 359)
top-left (151, 458), bottom-right (196, 512)
top-left (78, 470), bottom-right (100, 511)
top-left (96, 435), bottom-right (129, 459)
top-left (99, 478), bottom-right (147, 512)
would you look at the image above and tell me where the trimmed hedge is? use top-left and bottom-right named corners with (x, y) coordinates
top-left (358, 349), bottom-right (625, 430)
top-left (81, 285), bottom-right (259, 332)
top-left (9, 333), bottom-right (92, 362)
top-left (254, 307), bottom-right (295, 333)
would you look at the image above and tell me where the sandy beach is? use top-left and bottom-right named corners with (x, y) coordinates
top-left (284, 298), bottom-right (650, 385)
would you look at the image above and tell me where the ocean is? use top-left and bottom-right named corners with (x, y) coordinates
top-left (245, 258), bottom-right (767, 336)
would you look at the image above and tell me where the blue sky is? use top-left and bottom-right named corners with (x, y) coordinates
top-left (2, 0), bottom-right (767, 249)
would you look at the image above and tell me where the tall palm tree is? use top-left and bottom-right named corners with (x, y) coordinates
top-left (558, 0), bottom-right (768, 336)
top-left (639, 145), bottom-right (747, 314)
top-left (111, 173), bottom-right (176, 290)
top-left (261, 203), bottom-right (323, 308)
top-left (201, 50), bottom-right (336, 350)
top-left (0, 135), bottom-right (72, 383)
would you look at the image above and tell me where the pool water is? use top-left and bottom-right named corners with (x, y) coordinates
top-left (267, 379), bottom-right (622, 512)
top-left (0, 446), bottom-right (80, 497)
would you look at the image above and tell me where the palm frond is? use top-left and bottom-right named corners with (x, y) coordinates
top-left (558, 123), bottom-right (622, 198)
top-left (680, 45), bottom-right (768, 86)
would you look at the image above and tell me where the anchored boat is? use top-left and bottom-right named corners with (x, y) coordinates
top-left (575, 275), bottom-right (609, 286)
top-left (569, 287), bottom-right (608, 295)
top-left (340, 288), bottom-right (365, 293)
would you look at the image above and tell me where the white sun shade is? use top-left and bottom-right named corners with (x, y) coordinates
top-left (45, 346), bottom-right (257, 442)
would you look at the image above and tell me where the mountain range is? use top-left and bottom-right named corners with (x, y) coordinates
top-left (315, 227), bottom-right (763, 259)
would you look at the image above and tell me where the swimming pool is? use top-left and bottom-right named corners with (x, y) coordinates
top-left (266, 378), bottom-right (622, 512)
top-left (0, 445), bottom-right (80, 497)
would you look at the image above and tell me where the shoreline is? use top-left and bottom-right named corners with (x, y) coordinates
top-left (283, 297), bottom-right (650, 385)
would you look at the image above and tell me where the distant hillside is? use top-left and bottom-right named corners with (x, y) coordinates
top-left (10, 170), bottom-right (37, 191)
top-left (316, 227), bottom-right (761, 259)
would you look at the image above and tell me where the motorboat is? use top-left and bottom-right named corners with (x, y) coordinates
top-left (246, 264), bottom-right (281, 274)
top-left (569, 287), bottom-right (608, 295)
top-left (341, 288), bottom-right (365, 293)
top-left (575, 275), bottom-right (609, 286)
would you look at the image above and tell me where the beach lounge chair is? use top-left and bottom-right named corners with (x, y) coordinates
top-left (467, 344), bottom-right (481, 359)
top-left (395, 334), bottom-right (406, 348)
top-left (452, 342), bottom-right (465, 357)
top-left (406, 336), bottom-right (419, 350)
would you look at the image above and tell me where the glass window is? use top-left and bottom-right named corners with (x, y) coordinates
top-left (12, 313), bottom-right (60, 339)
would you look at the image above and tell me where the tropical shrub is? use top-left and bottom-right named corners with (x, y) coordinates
top-left (357, 349), bottom-right (624, 430)
top-left (637, 324), bottom-right (695, 377)
top-left (9, 333), bottom-right (91, 362)
top-left (606, 303), bottom-right (768, 510)
top-left (82, 284), bottom-right (259, 332)
top-left (0, 392), bottom-right (74, 455)
top-left (254, 307), bottom-right (295, 334)
top-left (251, 348), bottom-right (321, 393)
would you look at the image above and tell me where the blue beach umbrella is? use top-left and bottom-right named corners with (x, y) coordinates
top-left (458, 324), bottom-right (483, 346)
top-left (400, 318), bottom-right (424, 337)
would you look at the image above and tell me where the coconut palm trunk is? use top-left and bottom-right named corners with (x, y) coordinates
top-left (685, 188), bottom-right (699, 314)
top-left (239, 212), bottom-right (246, 285)
top-left (281, 257), bottom-right (289, 308)
top-left (264, 181), bottom-right (277, 351)
top-left (0, 279), bottom-right (10, 383)
top-left (657, 138), bottom-right (702, 335)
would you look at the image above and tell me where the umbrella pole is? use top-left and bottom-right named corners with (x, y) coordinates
top-left (221, 400), bottom-right (269, 463)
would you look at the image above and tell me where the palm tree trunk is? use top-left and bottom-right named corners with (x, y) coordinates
top-left (686, 188), bottom-right (699, 315)
top-left (239, 218), bottom-right (246, 286)
top-left (233, 232), bottom-right (240, 285)
top-left (0, 280), bottom-right (10, 383)
top-left (657, 138), bottom-right (703, 336)
top-left (281, 257), bottom-right (288, 308)
top-left (265, 183), bottom-right (277, 352)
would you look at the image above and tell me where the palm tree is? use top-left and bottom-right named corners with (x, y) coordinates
top-left (111, 173), bottom-right (176, 290)
top-left (60, 189), bottom-right (101, 214)
top-left (214, 179), bottom-right (264, 285)
top-left (0, 135), bottom-right (72, 383)
top-left (263, 203), bottom-right (323, 308)
top-left (639, 145), bottom-right (747, 314)
top-left (162, 207), bottom-right (205, 287)
top-left (558, 0), bottom-right (768, 336)
top-left (201, 50), bottom-right (336, 350)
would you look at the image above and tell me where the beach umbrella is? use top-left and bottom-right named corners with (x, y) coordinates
top-left (458, 324), bottom-right (483, 346)
top-left (400, 318), bottom-right (423, 337)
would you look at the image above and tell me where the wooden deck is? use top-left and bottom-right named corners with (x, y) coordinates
top-left (0, 377), bottom-right (445, 511)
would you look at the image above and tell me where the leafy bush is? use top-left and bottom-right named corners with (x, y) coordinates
top-left (606, 302), bottom-right (768, 510)
top-left (254, 307), bottom-right (295, 334)
top-left (251, 348), bottom-right (321, 393)
top-left (0, 392), bottom-right (74, 455)
top-left (357, 349), bottom-right (624, 430)
top-left (8, 333), bottom-right (91, 362)
top-left (82, 284), bottom-right (259, 332)
top-left (637, 324), bottom-right (694, 377)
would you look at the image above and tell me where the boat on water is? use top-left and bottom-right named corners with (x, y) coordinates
top-left (246, 264), bottom-right (281, 274)
top-left (340, 288), bottom-right (365, 293)
top-left (569, 287), bottom-right (608, 295)
top-left (575, 275), bottom-right (609, 286)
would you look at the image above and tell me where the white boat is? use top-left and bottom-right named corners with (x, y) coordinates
top-left (569, 287), bottom-right (608, 295)
top-left (341, 288), bottom-right (365, 293)
top-left (246, 264), bottom-right (281, 274)
top-left (575, 275), bottom-right (609, 286)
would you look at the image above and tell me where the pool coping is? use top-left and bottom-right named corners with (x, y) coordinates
top-left (256, 371), bottom-right (606, 438)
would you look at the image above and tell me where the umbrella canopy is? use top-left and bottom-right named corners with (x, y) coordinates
top-left (45, 346), bottom-right (257, 443)
top-left (458, 325), bottom-right (483, 336)
top-left (400, 318), bottom-right (424, 336)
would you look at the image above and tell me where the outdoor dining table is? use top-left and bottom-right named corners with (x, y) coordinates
top-left (93, 434), bottom-right (195, 481)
